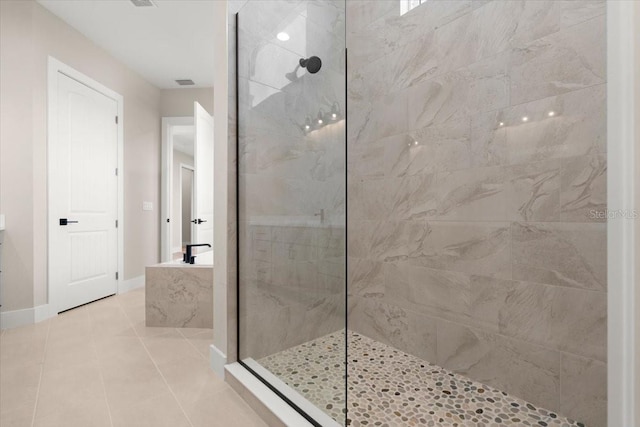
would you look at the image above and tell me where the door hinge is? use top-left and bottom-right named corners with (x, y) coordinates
top-left (115, 116), bottom-right (119, 124)
top-left (115, 272), bottom-right (119, 280)
top-left (115, 168), bottom-right (118, 176)
top-left (115, 219), bottom-right (118, 228)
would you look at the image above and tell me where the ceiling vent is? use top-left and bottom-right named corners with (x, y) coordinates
top-left (130, 0), bottom-right (156, 7)
top-left (175, 79), bottom-right (195, 86)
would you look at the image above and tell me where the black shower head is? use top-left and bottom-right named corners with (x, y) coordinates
top-left (299, 56), bottom-right (322, 74)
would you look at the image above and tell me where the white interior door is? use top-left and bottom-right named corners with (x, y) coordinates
top-left (50, 72), bottom-right (118, 313)
top-left (193, 102), bottom-right (214, 247)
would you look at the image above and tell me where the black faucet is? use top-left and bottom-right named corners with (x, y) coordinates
top-left (183, 243), bottom-right (211, 264)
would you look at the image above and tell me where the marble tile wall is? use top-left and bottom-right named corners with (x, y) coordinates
top-left (346, 1), bottom-right (607, 426)
top-left (145, 265), bottom-right (213, 328)
top-left (237, 0), bottom-right (347, 361)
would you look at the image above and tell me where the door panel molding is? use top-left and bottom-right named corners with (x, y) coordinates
top-left (47, 56), bottom-right (124, 314)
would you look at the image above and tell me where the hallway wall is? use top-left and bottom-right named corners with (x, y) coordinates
top-left (160, 87), bottom-right (214, 117)
top-left (0, 0), bottom-right (161, 311)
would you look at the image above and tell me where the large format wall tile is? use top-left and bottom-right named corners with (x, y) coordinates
top-left (389, 174), bottom-right (439, 220)
top-left (504, 85), bottom-right (607, 165)
top-left (495, 279), bottom-right (606, 361)
top-left (512, 222), bottom-right (606, 291)
top-left (388, 119), bottom-right (472, 177)
top-left (346, 0), bottom-right (397, 34)
top-left (386, 263), bottom-right (501, 332)
top-left (436, 320), bottom-right (562, 411)
top-left (436, 166), bottom-right (506, 221)
top-left (348, 257), bottom-right (385, 299)
top-left (560, 153), bottom-right (607, 222)
top-left (350, 89), bottom-right (409, 144)
top-left (348, 296), bottom-right (437, 363)
top-left (560, 353), bottom-right (607, 427)
top-left (469, 84), bottom-right (606, 168)
top-left (368, 220), bottom-right (431, 263)
top-left (407, 222), bottom-right (511, 279)
top-left (506, 160), bottom-right (561, 221)
top-left (510, 14), bottom-right (606, 105)
top-left (407, 54), bottom-right (509, 130)
top-left (470, 110), bottom-right (508, 167)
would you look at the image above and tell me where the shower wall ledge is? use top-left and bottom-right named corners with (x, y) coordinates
top-left (248, 215), bottom-right (345, 228)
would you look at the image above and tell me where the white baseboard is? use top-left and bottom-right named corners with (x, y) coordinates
top-left (1, 276), bottom-right (143, 330)
top-left (34, 304), bottom-right (54, 323)
top-left (210, 344), bottom-right (227, 379)
top-left (119, 275), bottom-right (145, 294)
top-left (0, 303), bottom-right (55, 329)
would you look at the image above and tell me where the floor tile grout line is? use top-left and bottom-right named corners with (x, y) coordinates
top-left (138, 336), bottom-right (197, 427)
top-left (87, 305), bottom-right (116, 427)
top-left (30, 319), bottom-right (52, 427)
top-left (176, 328), bottom-right (209, 361)
top-left (117, 295), bottom-right (197, 427)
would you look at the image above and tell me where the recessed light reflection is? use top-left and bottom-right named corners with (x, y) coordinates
top-left (548, 111), bottom-right (556, 117)
top-left (277, 32), bottom-right (290, 41)
top-left (499, 122), bottom-right (505, 127)
top-left (522, 116), bottom-right (529, 122)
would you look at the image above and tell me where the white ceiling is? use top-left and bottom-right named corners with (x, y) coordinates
top-left (37, 0), bottom-right (216, 89)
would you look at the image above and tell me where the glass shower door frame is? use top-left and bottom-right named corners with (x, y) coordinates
top-left (234, 8), bottom-right (348, 426)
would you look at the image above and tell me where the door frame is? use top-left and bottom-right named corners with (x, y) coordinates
top-left (161, 116), bottom-right (193, 262)
top-left (47, 56), bottom-right (124, 314)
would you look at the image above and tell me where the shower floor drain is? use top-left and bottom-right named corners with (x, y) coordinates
top-left (259, 330), bottom-right (586, 427)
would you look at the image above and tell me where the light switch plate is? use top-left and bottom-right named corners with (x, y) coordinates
top-left (142, 201), bottom-right (153, 211)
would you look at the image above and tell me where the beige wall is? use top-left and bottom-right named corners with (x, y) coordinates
top-left (0, 0), bottom-right (162, 311)
top-left (160, 88), bottom-right (214, 117)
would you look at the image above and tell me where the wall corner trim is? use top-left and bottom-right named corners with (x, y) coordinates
top-left (607, 1), bottom-right (638, 426)
top-left (210, 344), bottom-right (227, 378)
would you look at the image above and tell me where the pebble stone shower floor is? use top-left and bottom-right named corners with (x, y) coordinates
top-left (259, 331), bottom-right (587, 427)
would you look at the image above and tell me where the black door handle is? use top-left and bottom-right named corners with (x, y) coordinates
top-left (191, 218), bottom-right (207, 224)
top-left (59, 218), bottom-right (79, 226)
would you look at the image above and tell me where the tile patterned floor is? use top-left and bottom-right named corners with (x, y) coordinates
top-left (0, 289), bottom-right (267, 427)
top-left (260, 331), bottom-right (588, 427)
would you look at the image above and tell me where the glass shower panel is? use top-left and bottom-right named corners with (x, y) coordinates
top-left (236, 1), bottom-right (346, 425)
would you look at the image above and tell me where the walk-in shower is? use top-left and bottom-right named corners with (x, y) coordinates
top-left (237, 1), bottom-right (607, 426)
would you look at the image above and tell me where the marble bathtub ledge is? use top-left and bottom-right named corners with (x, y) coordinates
top-left (145, 262), bottom-right (214, 329)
